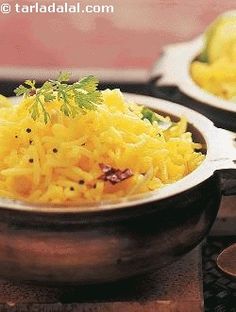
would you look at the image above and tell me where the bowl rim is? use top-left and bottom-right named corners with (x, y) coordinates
top-left (152, 35), bottom-right (236, 114)
top-left (0, 93), bottom-right (228, 213)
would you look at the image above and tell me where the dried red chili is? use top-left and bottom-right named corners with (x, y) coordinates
top-left (99, 163), bottom-right (133, 185)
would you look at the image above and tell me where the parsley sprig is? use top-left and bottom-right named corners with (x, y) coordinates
top-left (141, 107), bottom-right (173, 130)
top-left (14, 72), bottom-right (103, 123)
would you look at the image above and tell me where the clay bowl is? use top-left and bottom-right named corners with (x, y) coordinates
top-left (0, 94), bottom-right (235, 285)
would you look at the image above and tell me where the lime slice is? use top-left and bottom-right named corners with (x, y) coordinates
top-left (199, 11), bottom-right (236, 63)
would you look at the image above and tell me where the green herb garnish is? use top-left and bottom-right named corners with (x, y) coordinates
top-left (141, 107), bottom-right (172, 130)
top-left (14, 72), bottom-right (103, 123)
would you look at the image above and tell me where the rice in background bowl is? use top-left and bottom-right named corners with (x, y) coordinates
top-left (191, 11), bottom-right (236, 102)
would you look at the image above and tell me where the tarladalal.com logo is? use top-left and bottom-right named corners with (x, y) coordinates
top-left (0, 2), bottom-right (114, 14)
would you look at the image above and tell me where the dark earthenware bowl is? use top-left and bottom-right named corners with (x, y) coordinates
top-left (149, 36), bottom-right (236, 131)
top-left (0, 94), bottom-right (235, 285)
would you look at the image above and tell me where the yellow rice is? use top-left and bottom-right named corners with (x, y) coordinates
top-left (0, 90), bottom-right (204, 204)
top-left (191, 58), bottom-right (236, 101)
